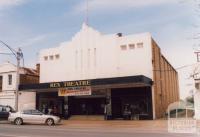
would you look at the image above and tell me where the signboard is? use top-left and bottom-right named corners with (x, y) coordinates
top-left (50, 80), bottom-right (91, 88)
top-left (58, 86), bottom-right (91, 96)
top-left (168, 118), bottom-right (197, 133)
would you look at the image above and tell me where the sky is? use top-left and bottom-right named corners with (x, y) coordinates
top-left (0, 0), bottom-right (198, 99)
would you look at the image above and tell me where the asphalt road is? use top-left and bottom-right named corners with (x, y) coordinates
top-left (0, 123), bottom-right (198, 137)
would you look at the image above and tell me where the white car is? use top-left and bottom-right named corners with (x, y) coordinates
top-left (8, 109), bottom-right (61, 126)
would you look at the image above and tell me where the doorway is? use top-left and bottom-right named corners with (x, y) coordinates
top-left (69, 97), bottom-right (106, 115)
top-left (36, 92), bottom-right (64, 117)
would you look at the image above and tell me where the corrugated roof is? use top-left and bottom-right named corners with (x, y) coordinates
top-left (21, 67), bottom-right (39, 76)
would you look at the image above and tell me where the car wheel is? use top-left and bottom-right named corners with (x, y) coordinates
top-left (46, 118), bottom-right (54, 126)
top-left (14, 118), bottom-right (23, 125)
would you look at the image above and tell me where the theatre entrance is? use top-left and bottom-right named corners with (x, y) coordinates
top-left (69, 96), bottom-right (106, 115)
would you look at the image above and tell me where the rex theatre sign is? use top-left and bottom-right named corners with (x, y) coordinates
top-left (48, 80), bottom-right (91, 97)
top-left (49, 80), bottom-right (91, 88)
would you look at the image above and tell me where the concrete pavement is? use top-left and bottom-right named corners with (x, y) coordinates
top-left (62, 120), bottom-right (168, 133)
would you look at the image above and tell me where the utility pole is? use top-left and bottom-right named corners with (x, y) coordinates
top-left (0, 41), bottom-right (23, 111)
top-left (15, 48), bottom-right (22, 111)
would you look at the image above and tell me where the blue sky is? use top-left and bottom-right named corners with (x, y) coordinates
top-left (0, 0), bottom-right (197, 98)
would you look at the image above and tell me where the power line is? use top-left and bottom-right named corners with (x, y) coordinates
top-left (153, 63), bottom-right (199, 72)
top-left (0, 52), bottom-right (14, 55)
top-left (176, 63), bottom-right (199, 70)
top-left (0, 40), bottom-right (17, 58)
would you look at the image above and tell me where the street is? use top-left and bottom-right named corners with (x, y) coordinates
top-left (0, 121), bottom-right (199, 137)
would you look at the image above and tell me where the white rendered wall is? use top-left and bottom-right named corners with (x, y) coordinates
top-left (40, 24), bottom-right (153, 83)
top-left (0, 95), bottom-right (15, 108)
top-left (0, 63), bottom-right (16, 108)
top-left (0, 63), bottom-right (17, 91)
top-left (18, 92), bottom-right (36, 111)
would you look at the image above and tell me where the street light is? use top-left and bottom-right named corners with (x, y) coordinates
top-left (0, 40), bottom-right (23, 111)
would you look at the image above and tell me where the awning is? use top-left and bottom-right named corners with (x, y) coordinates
top-left (19, 75), bottom-right (153, 91)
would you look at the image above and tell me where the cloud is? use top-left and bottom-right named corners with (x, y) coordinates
top-left (19, 34), bottom-right (51, 48)
top-left (16, 33), bottom-right (56, 48)
top-left (74, 0), bottom-right (176, 12)
top-left (0, 0), bottom-right (26, 9)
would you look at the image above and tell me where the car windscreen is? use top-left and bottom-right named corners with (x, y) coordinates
top-left (23, 110), bottom-right (32, 115)
top-left (31, 110), bottom-right (43, 115)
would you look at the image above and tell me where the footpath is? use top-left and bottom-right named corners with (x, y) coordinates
top-left (61, 120), bottom-right (168, 133)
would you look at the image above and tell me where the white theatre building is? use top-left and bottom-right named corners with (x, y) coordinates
top-left (20, 23), bottom-right (179, 120)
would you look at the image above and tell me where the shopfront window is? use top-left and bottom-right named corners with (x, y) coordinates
top-left (111, 87), bottom-right (153, 120)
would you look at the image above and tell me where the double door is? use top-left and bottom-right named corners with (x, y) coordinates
top-left (69, 97), bottom-right (105, 115)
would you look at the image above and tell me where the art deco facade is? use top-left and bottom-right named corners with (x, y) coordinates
top-left (19, 24), bottom-right (179, 119)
